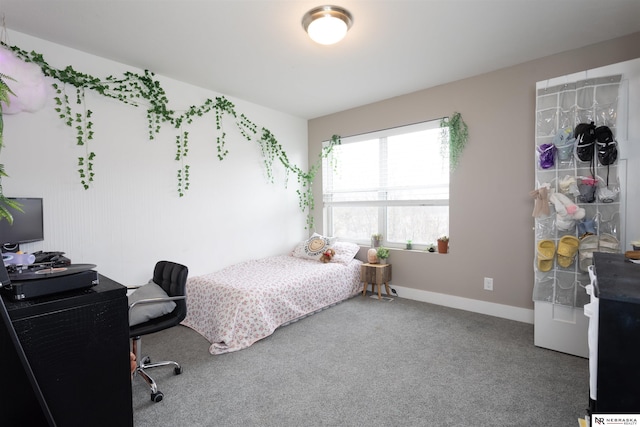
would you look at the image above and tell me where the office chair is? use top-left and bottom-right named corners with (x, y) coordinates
top-left (129, 260), bottom-right (188, 402)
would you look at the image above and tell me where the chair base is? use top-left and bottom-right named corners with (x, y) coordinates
top-left (132, 336), bottom-right (183, 402)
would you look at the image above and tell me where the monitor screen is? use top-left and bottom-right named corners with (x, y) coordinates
top-left (0, 198), bottom-right (44, 247)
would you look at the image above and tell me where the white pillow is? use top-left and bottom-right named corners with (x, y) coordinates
top-left (311, 232), bottom-right (337, 246)
top-left (128, 280), bottom-right (177, 326)
top-left (291, 233), bottom-right (336, 260)
top-left (330, 241), bottom-right (361, 264)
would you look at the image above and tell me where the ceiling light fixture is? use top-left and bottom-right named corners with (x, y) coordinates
top-left (302, 5), bottom-right (353, 45)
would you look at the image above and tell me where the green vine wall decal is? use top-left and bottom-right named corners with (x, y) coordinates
top-left (0, 71), bottom-right (21, 223)
top-left (440, 112), bottom-right (469, 172)
top-left (52, 83), bottom-right (96, 189)
top-left (175, 129), bottom-right (190, 197)
top-left (1, 43), bottom-right (339, 229)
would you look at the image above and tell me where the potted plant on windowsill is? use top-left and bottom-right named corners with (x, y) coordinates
top-left (371, 233), bottom-right (382, 248)
top-left (437, 236), bottom-right (449, 254)
top-left (376, 247), bottom-right (390, 264)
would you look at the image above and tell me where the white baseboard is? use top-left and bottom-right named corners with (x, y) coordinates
top-left (392, 285), bottom-right (534, 324)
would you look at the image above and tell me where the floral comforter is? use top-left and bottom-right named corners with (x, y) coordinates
top-left (181, 255), bottom-right (363, 354)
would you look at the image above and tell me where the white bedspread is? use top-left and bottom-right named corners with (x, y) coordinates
top-left (181, 255), bottom-right (363, 354)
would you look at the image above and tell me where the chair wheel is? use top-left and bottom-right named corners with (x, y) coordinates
top-left (174, 366), bottom-right (183, 375)
top-left (142, 356), bottom-right (151, 364)
top-left (151, 391), bottom-right (164, 402)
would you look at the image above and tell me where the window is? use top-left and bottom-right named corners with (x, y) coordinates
top-left (322, 119), bottom-right (449, 249)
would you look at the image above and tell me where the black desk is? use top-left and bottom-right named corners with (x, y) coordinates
top-left (592, 253), bottom-right (640, 413)
top-left (0, 274), bottom-right (133, 426)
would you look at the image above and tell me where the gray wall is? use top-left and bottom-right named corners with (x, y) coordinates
top-left (308, 32), bottom-right (640, 311)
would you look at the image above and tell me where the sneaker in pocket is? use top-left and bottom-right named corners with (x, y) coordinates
top-left (574, 122), bottom-right (596, 162)
top-left (598, 183), bottom-right (619, 203)
top-left (579, 234), bottom-right (598, 272)
top-left (538, 143), bottom-right (556, 169)
top-left (595, 125), bottom-right (618, 166)
top-left (553, 127), bottom-right (575, 162)
top-left (598, 233), bottom-right (620, 253)
top-left (577, 218), bottom-right (597, 237)
top-left (577, 176), bottom-right (597, 203)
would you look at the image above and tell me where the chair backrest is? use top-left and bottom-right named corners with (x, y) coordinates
top-left (152, 260), bottom-right (189, 323)
top-left (129, 260), bottom-right (189, 338)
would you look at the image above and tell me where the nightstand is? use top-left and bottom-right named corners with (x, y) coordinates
top-left (361, 263), bottom-right (392, 299)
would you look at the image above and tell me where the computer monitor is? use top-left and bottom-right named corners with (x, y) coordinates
top-left (0, 198), bottom-right (44, 252)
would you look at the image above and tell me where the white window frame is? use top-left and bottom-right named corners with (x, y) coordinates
top-left (322, 119), bottom-right (449, 250)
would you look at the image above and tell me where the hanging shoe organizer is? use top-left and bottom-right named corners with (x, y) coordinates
top-left (533, 75), bottom-right (624, 309)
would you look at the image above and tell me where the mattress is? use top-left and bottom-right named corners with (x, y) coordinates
top-left (181, 255), bottom-right (363, 354)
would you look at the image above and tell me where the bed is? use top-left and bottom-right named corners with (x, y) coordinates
top-left (181, 239), bottom-right (363, 354)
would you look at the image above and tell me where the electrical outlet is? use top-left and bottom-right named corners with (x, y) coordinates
top-left (484, 277), bottom-right (493, 291)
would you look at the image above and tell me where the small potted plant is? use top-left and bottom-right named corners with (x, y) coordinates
top-left (371, 233), bottom-right (382, 248)
top-left (426, 244), bottom-right (435, 253)
top-left (437, 236), bottom-right (449, 254)
top-left (376, 246), bottom-right (390, 264)
top-left (406, 239), bottom-right (412, 250)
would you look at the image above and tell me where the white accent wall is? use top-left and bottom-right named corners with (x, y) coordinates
top-left (2, 31), bottom-right (308, 285)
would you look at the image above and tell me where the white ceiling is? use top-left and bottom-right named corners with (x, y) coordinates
top-left (2, 0), bottom-right (640, 119)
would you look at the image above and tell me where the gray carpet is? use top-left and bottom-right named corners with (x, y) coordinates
top-left (131, 295), bottom-right (588, 427)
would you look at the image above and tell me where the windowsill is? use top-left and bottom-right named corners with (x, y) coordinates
top-left (358, 245), bottom-right (439, 254)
